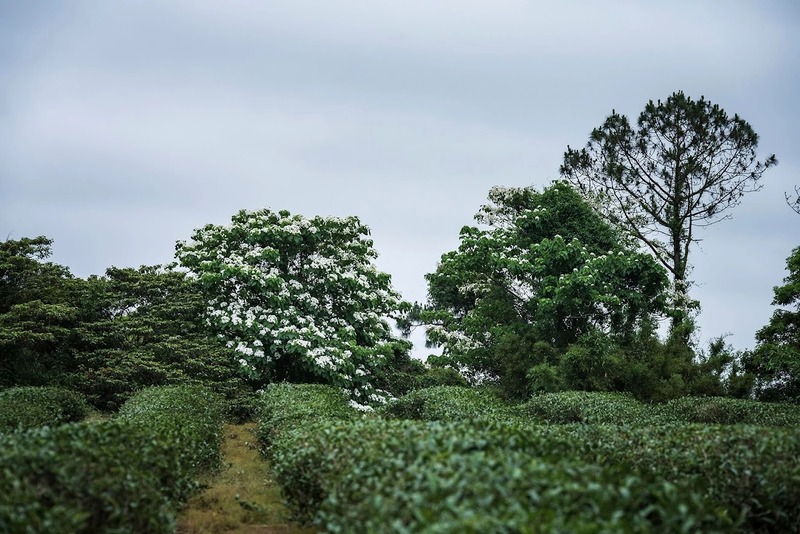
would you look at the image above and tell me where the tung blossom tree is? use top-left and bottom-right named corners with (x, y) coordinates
top-left (176, 208), bottom-right (410, 408)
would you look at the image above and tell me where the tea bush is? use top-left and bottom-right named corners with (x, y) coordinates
top-left (256, 383), bottom-right (357, 449)
top-left (380, 385), bottom-right (519, 422)
top-left (0, 386), bottom-right (90, 433)
top-left (260, 384), bottom-right (800, 531)
top-left (0, 385), bottom-right (224, 533)
top-left (655, 396), bottom-right (800, 426)
top-left (267, 418), bottom-right (733, 532)
top-left (576, 424), bottom-right (800, 532)
top-left (117, 384), bottom-right (226, 472)
top-left (524, 392), bottom-right (800, 427)
top-left (524, 391), bottom-right (653, 424)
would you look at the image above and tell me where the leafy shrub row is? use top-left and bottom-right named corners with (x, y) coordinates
top-left (261, 385), bottom-right (800, 532)
top-left (265, 417), bottom-right (734, 532)
top-left (577, 424), bottom-right (800, 532)
top-left (525, 391), bottom-right (800, 426)
top-left (256, 382), bottom-right (357, 449)
top-left (656, 395), bottom-right (800, 425)
top-left (0, 386), bottom-right (90, 433)
top-left (525, 391), bottom-right (650, 424)
top-left (116, 384), bottom-right (226, 472)
top-left (379, 385), bottom-right (518, 422)
top-left (0, 385), bottom-right (224, 533)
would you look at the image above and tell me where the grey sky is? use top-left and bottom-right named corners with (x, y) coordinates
top-left (2, 1), bottom-right (798, 355)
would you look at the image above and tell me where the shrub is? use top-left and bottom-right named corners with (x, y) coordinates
top-left (379, 386), bottom-right (518, 422)
top-left (524, 391), bottom-right (652, 424)
top-left (0, 385), bottom-right (224, 532)
top-left (413, 366), bottom-right (468, 390)
top-left (579, 424), bottom-right (800, 533)
top-left (117, 384), bottom-right (226, 472)
top-left (0, 386), bottom-right (90, 433)
top-left (256, 383), bottom-right (357, 449)
top-left (260, 383), bottom-right (800, 531)
top-left (655, 396), bottom-right (800, 426)
top-left (268, 418), bottom-right (733, 532)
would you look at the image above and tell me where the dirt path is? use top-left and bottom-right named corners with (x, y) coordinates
top-left (177, 423), bottom-right (314, 534)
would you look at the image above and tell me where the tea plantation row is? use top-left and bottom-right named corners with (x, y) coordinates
top-left (0, 385), bottom-right (225, 533)
top-left (258, 385), bottom-right (800, 533)
top-left (3, 384), bottom-right (798, 532)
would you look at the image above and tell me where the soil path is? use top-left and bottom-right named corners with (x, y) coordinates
top-left (177, 422), bottom-right (314, 534)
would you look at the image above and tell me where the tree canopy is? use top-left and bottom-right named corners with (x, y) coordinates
top-left (419, 182), bottom-right (669, 397)
top-left (0, 237), bottom-right (81, 387)
top-left (746, 246), bottom-right (800, 402)
top-left (176, 208), bottom-right (410, 407)
top-left (561, 91), bottom-right (777, 326)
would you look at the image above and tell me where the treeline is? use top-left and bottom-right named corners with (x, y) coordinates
top-left (0, 235), bottom-right (453, 413)
top-left (405, 181), bottom-right (799, 403)
top-left (1, 90), bottom-right (798, 408)
top-left (0, 237), bottom-right (247, 412)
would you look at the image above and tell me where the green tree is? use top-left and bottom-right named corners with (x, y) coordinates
top-left (561, 91), bottom-right (777, 327)
top-left (176, 208), bottom-right (410, 408)
top-left (420, 182), bottom-right (669, 397)
top-left (71, 266), bottom-right (248, 411)
top-left (746, 246), bottom-right (800, 401)
top-left (0, 237), bottom-right (81, 387)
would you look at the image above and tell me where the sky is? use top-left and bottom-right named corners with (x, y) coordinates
top-left (1, 0), bottom-right (798, 357)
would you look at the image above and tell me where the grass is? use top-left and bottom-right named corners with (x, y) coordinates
top-left (176, 423), bottom-right (314, 534)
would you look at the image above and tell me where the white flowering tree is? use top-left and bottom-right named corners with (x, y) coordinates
top-left (175, 208), bottom-right (410, 407)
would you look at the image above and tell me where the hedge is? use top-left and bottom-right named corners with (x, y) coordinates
top-left (260, 385), bottom-right (800, 532)
top-left (0, 385), bottom-right (224, 533)
top-left (256, 383), bottom-right (357, 449)
top-left (524, 391), bottom-right (651, 424)
top-left (525, 391), bottom-right (800, 427)
top-left (380, 386), bottom-right (519, 422)
top-left (266, 418), bottom-right (735, 532)
top-left (116, 384), bottom-right (225, 472)
top-left (0, 386), bottom-right (90, 433)
top-left (654, 396), bottom-right (800, 426)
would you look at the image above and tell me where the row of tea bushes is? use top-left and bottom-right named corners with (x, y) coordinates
top-left (256, 382), bottom-right (358, 451)
top-left (381, 387), bottom-right (800, 427)
top-left (0, 386), bottom-right (91, 433)
top-left (572, 423), bottom-right (800, 532)
top-left (259, 385), bottom-right (800, 532)
top-left (116, 384), bottom-right (225, 473)
top-left (655, 395), bottom-right (800, 425)
top-left (383, 388), bottom-right (800, 531)
top-left (379, 385), bottom-right (519, 422)
top-left (0, 385), bottom-right (224, 533)
top-left (524, 391), bottom-right (800, 426)
top-left (267, 417), bottom-right (734, 532)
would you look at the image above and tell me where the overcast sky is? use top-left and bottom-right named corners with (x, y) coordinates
top-left (2, 1), bottom-right (798, 356)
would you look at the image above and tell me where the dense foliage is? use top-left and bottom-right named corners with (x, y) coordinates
top-left (415, 182), bottom-right (727, 400)
top-left (561, 91), bottom-right (777, 325)
top-left (746, 245), bottom-right (800, 401)
top-left (0, 385), bottom-right (224, 532)
top-left (380, 385), bottom-right (517, 422)
top-left (177, 208), bottom-right (410, 407)
top-left (0, 236), bottom-right (250, 412)
top-left (424, 182), bottom-right (668, 351)
top-left (259, 384), bottom-right (800, 533)
top-left (0, 237), bottom-right (83, 388)
top-left (525, 390), bottom-right (800, 426)
top-left (71, 265), bottom-right (248, 412)
top-left (0, 386), bottom-right (90, 433)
